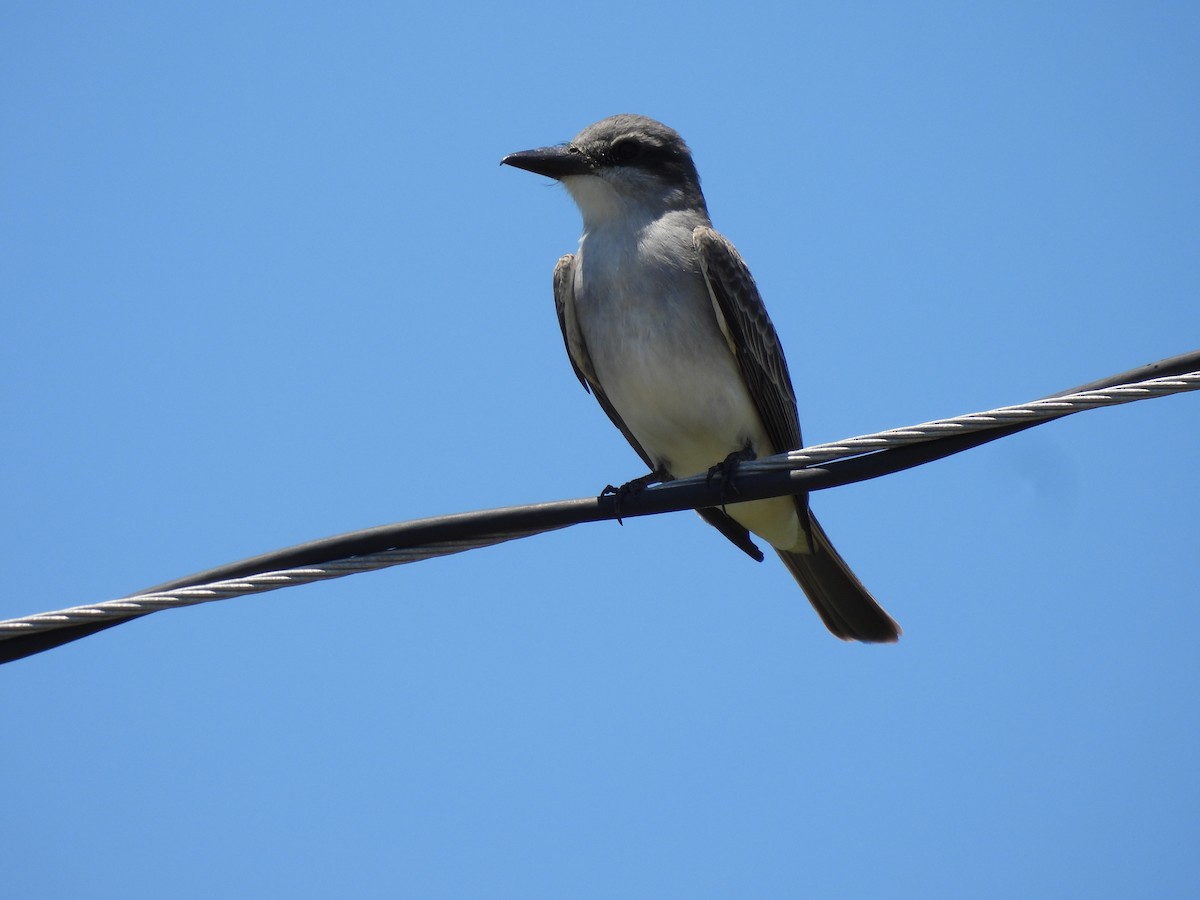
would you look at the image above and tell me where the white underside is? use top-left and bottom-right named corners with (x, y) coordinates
top-left (565, 183), bottom-right (803, 551)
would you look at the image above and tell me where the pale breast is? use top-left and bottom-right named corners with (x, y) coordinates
top-left (573, 226), bottom-right (765, 475)
top-left (564, 201), bottom-right (805, 550)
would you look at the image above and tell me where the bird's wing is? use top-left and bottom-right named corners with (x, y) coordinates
top-left (693, 226), bottom-right (803, 455)
top-left (695, 231), bottom-right (898, 639)
top-left (553, 253), bottom-right (763, 562)
top-left (552, 255), bottom-right (594, 395)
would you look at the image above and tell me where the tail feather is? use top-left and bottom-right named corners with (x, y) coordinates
top-left (776, 513), bottom-right (901, 643)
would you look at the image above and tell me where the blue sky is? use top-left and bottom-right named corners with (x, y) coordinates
top-left (3, 3), bottom-right (1198, 897)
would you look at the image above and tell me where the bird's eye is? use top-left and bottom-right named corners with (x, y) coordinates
top-left (611, 139), bottom-right (643, 163)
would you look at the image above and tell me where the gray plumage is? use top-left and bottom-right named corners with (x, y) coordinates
top-left (504, 114), bottom-right (900, 642)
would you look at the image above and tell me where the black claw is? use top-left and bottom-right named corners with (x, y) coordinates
top-left (706, 448), bottom-right (756, 511)
top-left (600, 470), bottom-right (666, 524)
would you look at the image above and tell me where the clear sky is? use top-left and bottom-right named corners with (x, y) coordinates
top-left (3, 3), bottom-right (1198, 898)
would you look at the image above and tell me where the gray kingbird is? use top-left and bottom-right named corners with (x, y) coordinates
top-left (503, 114), bottom-right (900, 642)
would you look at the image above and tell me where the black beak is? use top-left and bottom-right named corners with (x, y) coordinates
top-left (501, 145), bottom-right (593, 179)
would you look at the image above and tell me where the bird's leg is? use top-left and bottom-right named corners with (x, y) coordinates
top-left (706, 446), bottom-right (757, 510)
top-left (601, 469), bottom-right (668, 525)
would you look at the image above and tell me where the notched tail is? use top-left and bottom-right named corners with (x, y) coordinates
top-left (776, 514), bottom-right (901, 643)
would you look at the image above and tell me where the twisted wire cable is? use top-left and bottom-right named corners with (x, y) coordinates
top-left (2, 352), bottom-right (1197, 663)
top-left (752, 371), bottom-right (1200, 472)
top-left (0, 531), bottom-right (546, 640)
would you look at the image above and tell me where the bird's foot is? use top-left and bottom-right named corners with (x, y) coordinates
top-left (706, 447), bottom-right (757, 510)
top-left (601, 470), bottom-right (667, 524)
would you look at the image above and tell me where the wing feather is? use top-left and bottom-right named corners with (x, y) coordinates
top-left (693, 226), bottom-right (803, 456)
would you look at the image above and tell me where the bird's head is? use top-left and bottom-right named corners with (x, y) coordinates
top-left (502, 114), bottom-right (708, 226)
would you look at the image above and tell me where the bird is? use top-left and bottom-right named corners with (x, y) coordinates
top-left (502, 114), bottom-right (899, 642)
